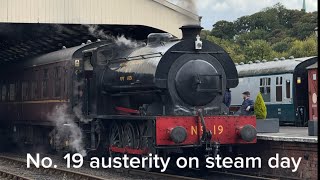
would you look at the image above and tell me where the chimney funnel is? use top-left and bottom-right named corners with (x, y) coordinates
top-left (180, 25), bottom-right (203, 40)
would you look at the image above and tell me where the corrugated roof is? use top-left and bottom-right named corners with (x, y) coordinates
top-left (152, 0), bottom-right (199, 22)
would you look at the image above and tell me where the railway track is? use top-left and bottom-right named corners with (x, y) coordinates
top-left (0, 169), bottom-right (32, 180)
top-left (0, 154), bottom-right (279, 180)
top-left (0, 155), bottom-right (107, 180)
top-left (208, 170), bottom-right (278, 180)
top-left (0, 155), bottom-right (200, 180)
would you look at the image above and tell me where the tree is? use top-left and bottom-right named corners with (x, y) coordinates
top-left (272, 41), bottom-right (289, 53)
top-left (207, 3), bottom-right (318, 63)
top-left (200, 30), bottom-right (211, 40)
top-left (288, 36), bottom-right (318, 58)
top-left (254, 93), bottom-right (267, 119)
top-left (211, 20), bottom-right (236, 39)
top-left (244, 40), bottom-right (273, 60)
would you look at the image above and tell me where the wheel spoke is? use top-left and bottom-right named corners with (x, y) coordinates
top-left (123, 123), bottom-right (136, 148)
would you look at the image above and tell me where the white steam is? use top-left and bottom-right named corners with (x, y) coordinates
top-left (84, 24), bottom-right (143, 48)
top-left (172, 0), bottom-right (198, 14)
top-left (115, 35), bottom-right (143, 48)
top-left (85, 25), bottom-right (114, 41)
top-left (73, 102), bottom-right (92, 123)
top-left (48, 104), bottom-right (88, 156)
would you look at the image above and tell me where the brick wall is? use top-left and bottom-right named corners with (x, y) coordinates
top-left (238, 140), bottom-right (318, 180)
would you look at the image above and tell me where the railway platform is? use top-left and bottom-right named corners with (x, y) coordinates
top-left (238, 127), bottom-right (317, 180)
top-left (257, 127), bottom-right (318, 143)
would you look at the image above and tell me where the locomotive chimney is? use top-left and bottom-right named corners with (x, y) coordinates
top-left (180, 25), bottom-right (203, 40)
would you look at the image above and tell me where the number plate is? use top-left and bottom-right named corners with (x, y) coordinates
top-left (190, 125), bottom-right (224, 136)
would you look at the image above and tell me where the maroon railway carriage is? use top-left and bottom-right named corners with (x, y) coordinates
top-left (307, 62), bottom-right (318, 135)
top-left (307, 62), bottom-right (318, 121)
top-left (0, 26), bottom-right (256, 158)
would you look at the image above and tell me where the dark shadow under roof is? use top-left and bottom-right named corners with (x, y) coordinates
top-left (0, 23), bottom-right (163, 65)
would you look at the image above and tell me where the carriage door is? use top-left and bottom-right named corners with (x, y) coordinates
top-left (275, 76), bottom-right (288, 122)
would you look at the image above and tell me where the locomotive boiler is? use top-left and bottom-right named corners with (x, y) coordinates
top-left (0, 25), bottom-right (257, 160)
top-left (99, 25), bottom-right (238, 117)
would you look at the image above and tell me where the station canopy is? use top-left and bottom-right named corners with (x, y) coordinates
top-left (0, 0), bottom-right (200, 64)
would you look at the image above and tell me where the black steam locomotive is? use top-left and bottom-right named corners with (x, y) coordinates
top-left (0, 25), bottom-right (256, 157)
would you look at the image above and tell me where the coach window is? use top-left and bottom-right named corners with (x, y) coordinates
top-left (286, 80), bottom-right (291, 99)
top-left (276, 77), bottom-right (283, 102)
top-left (259, 77), bottom-right (271, 102)
top-left (54, 67), bottom-right (61, 98)
top-left (31, 81), bottom-right (38, 100)
top-left (42, 69), bottom-right (48, 98)
top-left (15, 82), bottom-right (20, 101)
top-left (1, 85), bottom-right (6, 101)
top-left (63, 68), bottom-right (68, 98)
top-left (22, 82), bottom-right (30, 101)
top-left (9, 84), bottom-right (15, 101)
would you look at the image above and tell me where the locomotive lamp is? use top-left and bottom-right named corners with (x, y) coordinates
top-left (75, 59), bottom-right (80, 67)
top-left (297, 77), bottom-right (302, 84)
top-left (195, 35), bottom-right (203, 50)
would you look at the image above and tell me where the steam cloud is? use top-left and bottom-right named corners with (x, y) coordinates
top-left (47, 25), bottom-right (144, 157)
top-left (48, 104), bottom-right (89, 157)
top-left (174, 0), bottom-right (198, 14)
top-left (84, 24), bottom-right (143, 48)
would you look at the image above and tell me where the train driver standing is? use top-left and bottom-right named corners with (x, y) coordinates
top-left (236, 91), bottom-right (254, 115)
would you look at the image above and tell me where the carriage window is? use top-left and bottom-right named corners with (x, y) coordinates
top-left (286, 80), bottom-right (291, 99)
top-left (31, 81), bottom-right (38, 99)
top-left (63, 69), bottom-right (68, 97)
top-left (9, 84), bottom-right (15, 101)
top-left (276, 77), bottom-right (283, 102)
top-left (15, 83), bottom-right (19, 101)
top-left (54, 67), bottom-right (61, 97)
top-left (259, 77), bottom-right (271, 102)
top-left (42, 81), bottom-right (48, 98)
top-left (22, 82), bottom-right (30, 101)
top-left (42, 69), bottom-right (48, 98)
top-left (1, 85), bottom-right (6, 101)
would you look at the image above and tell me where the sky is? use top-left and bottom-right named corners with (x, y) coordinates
top-left (169, 0), bottom-right (318, 30)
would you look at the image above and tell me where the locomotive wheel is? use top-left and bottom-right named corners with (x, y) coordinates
top-left (109, 122), bottom-right (123, 148)
top-left (123, 123), bottom-right (136, 149)
top-left (109, 122), bottom-right (124, 159)
top-left (140, 123), bottom-right (150, 150)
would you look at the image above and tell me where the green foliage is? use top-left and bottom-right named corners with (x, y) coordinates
top-left (288, 36), bottom-right (318, 58)
top-left (207, 3), bottom-right (318, 62)
top-left (254, 93), bottom-right (267, 119)
top-left (244, 40), bottom-right (273, 60)
top-left (272, 41), bottom-right (289, 53)
top-left (211, 20), bottom-right (236, 39)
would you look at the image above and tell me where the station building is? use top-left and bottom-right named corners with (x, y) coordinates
top-left (0, 0), bottom-right (200, 63)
